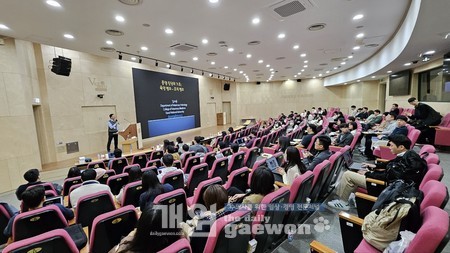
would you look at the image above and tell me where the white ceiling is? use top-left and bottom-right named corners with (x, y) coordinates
top-left (0, 0), bottom-right (449, 84)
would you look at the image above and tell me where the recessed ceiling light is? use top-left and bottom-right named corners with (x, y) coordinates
top-left (170, 52), bottom-right (176, 56)
top-left (303, 65), bottom-right (308, 68)
top-left (304, 60), bottom-right (308, 63)
top-left (166, 64), bottom-right (171, 68)
top-left (131, 57), bottom-right (136, 61)
top-left (404, 62), bottom-right (412, 66)
top-left (371, 76), bottom-right (376, 78)
top-left (293, 45), bottom-right (299, 50)
top-left (353, 14), bottom-right (364, 20)
top-left (341, 62), bottom-right (346, 65)
top-left (269, 68), bottom-right (274, 71)
top-left (141, 46), bottom-right (148, 51)
top-left (165, 28), bottom-right (174, 34)
top-left (46, 0), bottom-right (61, 7)
top-left (387, 70), bottom-right (392, 73)
top-left (64, 34), bottom-right (74, 39)
top-left (325, 71), bottom-right (330, 74)
top-left (353, 46), bottom-right (360, 50)
top-left (246, 54), bottom-right (252, 58)
top-left (209, 0), bottom-right (219, 3)
top-left (348, 55), bottom-right (354, 59)
top-left (106, 40), bottom-right (113, 45)
top-left (301, 69), bottom-right (305, 72)
top-left (224, 66), bottom-right (228, 69)
top-left (357, 80), bottom-right (361, 82)
top-left (318, 74), bottom-right (323, 77)
top-left (294, 75), bottom-right (297, 77)
top-left (266, 64), bottom-right (270, 68)
top-left (228, 48), bottom-right (234, 52)
top-left (0, 24), bottom-right (10, 30)
top-left (258, 60), bottom-right (263, 64)
top-left (193, 57), bottom-right (198, 61)
top-left (300, 53), bottom-right (306, 57)
top-left (233, 68), bottom-right (237, 71)
top-left (202, 39), bottom-right (208, 44)
top-left (239, 71), bottom-right (243, 74)
top-left (252, 17), bottom-right (260, 25)
top-left (278, 33), bottom-right (286, 39)
top-left (313, 76), bottom-right (316, 79)
top-left (423, 50), bottom-right (436, 55)
top-left (115, 15), bottom-right (125, 22)
top-left (356, 33), bottom-right (364, 39)
top-left (211, 61), bottom-right (215, 65)
top-left (333, 67), bottom-right (338, 70)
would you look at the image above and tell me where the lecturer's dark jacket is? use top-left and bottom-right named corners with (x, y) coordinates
top-left (410, 103), bottom-right (442, 126)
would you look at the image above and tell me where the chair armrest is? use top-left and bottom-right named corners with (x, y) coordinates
top-left (376, 158), bottom-right (389, 163)
top-left (275, 181), bottom-right (289, 188)
top-left (355, 192), bottom-right (377, 202)
top-left (310, 240), bottom-right (338, 253)
top-left (366, 178), bottom-right (386, 186)
top-left (339, 211), bottom-right (364, 226)
top-left (329, 146), bottom-right (342, 153)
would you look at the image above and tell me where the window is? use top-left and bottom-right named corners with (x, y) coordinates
top-left (418, 67), bottom-right (450, 102)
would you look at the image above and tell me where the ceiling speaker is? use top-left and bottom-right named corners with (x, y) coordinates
top-left (224, 83), bottom-right (230, 90)
top-left (256, 81), bottom-right (261, 85)
top-left (51, 56), bottom-right (72, 76)
top-left (297, 79), bottom-right (302, 82)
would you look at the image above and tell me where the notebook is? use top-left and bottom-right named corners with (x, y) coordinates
top-left (343, 151), bottom-right (365, 170)
top-left (43, 196), bottom-right (63, 207)
top-left (266, 156), bottom-right (279, 172)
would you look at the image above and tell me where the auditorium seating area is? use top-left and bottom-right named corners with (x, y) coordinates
top-left (0, 109), bottom-right (449, 253)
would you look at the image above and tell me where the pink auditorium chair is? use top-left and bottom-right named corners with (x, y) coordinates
top-left (121, 181), bottom-right (144, 207)
top-left (0, 203), bottom-right (14, 244)
top-left (161, 170), bottom-right (185, 190)
top-left (373, 128), bottom-right (420, 160)
top-left (122, 164), bottom-right (140, 174)
top-left (285, 171), bottom-right (314, 225)
top-left (109, 157), bottom-right (128, 175)
top-left (157, 238), bottom-right (192, 253)
top-left (62, 176), bottom-right (81, 196)
top-left (208, 157), bottom-right (229, 183)
top-left (3, 229), bottom-right (78, 253)
top-left (419, 144), bottom-right (436, 157)
top-left (153, 188), bottom-right (188, 221)
top-left (131, 153), bottom-right (148, 168)
top-left (434, 113), bottom-right (450, 147)
top-left (87, 160), bottom-right (106, 169)
top-left (146, 158), bottom-right (162, 168)
top-left (75, 190), bottom-right (116, 230)
top-left (186, 177), bottom-right (222, 207)
top-left (224, 167), bottom-right (250, 193)
top-left (182, 155), bottom-right (201, 174)
top-left (107, 173), bottom-right (129, 195)
top-left (309, 160), bottom-right (332, 203)
top-left (185, 163), bottom-right (209, 197)
top-left (243, 146), bottom-right (259, 168)
top-left (98, 170), bottom-right (116, 184)
top-left (228, 151), bottom-right (245, 173)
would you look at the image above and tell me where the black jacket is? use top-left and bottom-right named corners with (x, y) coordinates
top-left (411, 103), bottom-right (442, 126)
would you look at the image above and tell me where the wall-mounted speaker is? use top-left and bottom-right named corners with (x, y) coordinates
top-left (256, 81), bottom-right (261, 85)
top-left (297, 79), bottom-right (302, 82)
top-left (224, 83), bottom-right (230, 90)
top-left (51, 56), bottom-right (72, 76)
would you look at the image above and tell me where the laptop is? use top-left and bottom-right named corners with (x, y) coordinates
top-left (43, 196), bottom-right (63, 207)
top-left (236, 138), bottom-right (246, 146)
top-left (343, 151), bottom-right (365, 170)
top-left (266, 156), bottom-right (279, 172)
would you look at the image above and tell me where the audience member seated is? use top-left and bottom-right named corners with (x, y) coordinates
top-left (109, 206), bottom-right (181, 253)
top-left (347, 116), bottom-right (356, 122)
top-left (356, 107), bottom-right (369, 120)
top-left (244, 129), bottom-right (258, 148)
top-left (390, 103), bottom-right (400, 116)
top-left (166, 145), bottom-right (180, 161)
top-left (327, 135), bottom-right (427, 211)
top-left (70, 169), bottom-right (112, 208)
top-left (349, 105), bottom-right (357, 117)
top-left (157, 154), bottom-right (185, 183)
top-left (4, 186), bottom-right (74, 238)
top-left (181, 184), bottom-right (232, 253)
top-left (348, 121), bottom-right (358, 136)
top-left (116, 166), bottom-right (142, 204)
top-left (406, 97), bottom-right (442, 144)
top-left (189, 136), bottom-right (208, 155)
top-left (296, 124), bottom-right (317, 148)
top-left (139, 171), bottom-right (174, 211)
top-left (66, 167), bottom-right (81, 179)
top-left (302, 135), bottom-right (332, 171)
top-left (276, 146), bottom-right (307, 185)
top-left (332, 123), bottom-right (354, 147)
top-left (363, 109), bottom-right (383, 130)
top-left (277, 136), bottom-right (291, 153)
top-left (229, 166), bottom-right (276, 205)
top-left (176, 136), bottom-right (184, 153)
top-left (108, 149), bottom-right (123, 168)
top-left (180, 144), bottom-right (190, 163)
top-left (228, 143), bottom-right (240, 162)
top-left (362, 113), bottom-right (398, 159)
top-left (15, 169), bottom-right (45, 200)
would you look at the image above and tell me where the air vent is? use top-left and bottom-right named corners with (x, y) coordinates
top-left (248, 41), bottom-right (261, 46)
top-left (100, 47), bottom-right (116, 52)
top-left (253, 70), bottom-right (260, 72)
top-left (268, 0), bottom-right (315, 20)
top-left (207, 52), bottom-right (217, 56)
top-left (170, 43), bottom-right (198, 52)
top-left (119, 0), bottom-right (142, 5)
top-left (314, 68), bottom-right (324, 71)
top-left (319, 63), bottom-right (328, 66)
top-left (256, 73), bottom-right (264, 76)
top-left (105, 29), bottom-right (124, 36)
top-left (308, 23), bottom-right (326, 31)
top-left (238, 63), bottom-right (247, 66)
top-left (331, 57), bottom-right (347, 62)
top-left (178, 60), bottom-right (188, 64)
top-left (365, 43), bottom-right (379, 48)
top-left (285, 66), bottom-right (292, 69)
top-left (276, 57), bottom-right (286, 60)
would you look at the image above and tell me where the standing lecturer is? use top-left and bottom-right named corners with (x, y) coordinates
top-left (107, 113), bottom-right (119, 152)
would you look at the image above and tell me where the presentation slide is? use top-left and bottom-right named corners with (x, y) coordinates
top-left (132, 68), bottom-right (200, 138)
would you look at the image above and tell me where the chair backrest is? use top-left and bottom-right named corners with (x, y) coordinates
top-left (157, 238), bottom-right (192, 253)
top-left (309, 160), bottom-right (332, 202)
top-left (349, 132), bottom-right (361, 151)
top-left (27, 182), bottom-right (57, 194)
top-left (224, 167), bottom-right (250, 193)
top-left (186, 163), bottom-right (209, 197)
top-left (252, 137), bottom-right (261, 148)
top-left (0, 203), bottom-right (13, 244)
top-left (420, 180), bottom-right (449, 212)
top-left (146, 159), bottom-right (162, 168)
top-left (273, 151), bottom-right (285, 167)
top-left (161, 170), bottom-right (185, 190)
top-left (253, 187), bottom-right (290, 253)
top-left (319, 151), bottom-right (344, 199)
top-left (286, 171), bottom-right (314, 224)
top-left (419, 144), bottom-right (436, 156)
top-left (249, 159), bottom-right (267, 186)
top-left (62, 176), bottom-right (82, 196)
top-left (204, 151), bottom-right (217, 169)
top-left (131, 153), bottom-right (148, 168)
top-left (122, 164), bottom-right (141, 174)
top-left (221, 148), bottom-right (232, 157)
top-left (424, 153), bottom-right (440, 165)
top-left (141, 166), bottom-right (158, 174)
top-left (420, 164), bottom-right (444, 190)
top-left (90, 205), bottom-right (138, 253)
top-left (408, 129), bottom-right (421, 148)
top-left (153, 188), bottom-right (188, 221)
top-left (87, 161), bottom-right (106, 170)
top-left (181, 151), bottom-right (195, 167)
top-left (406, 206), bottom-right (450, 253)
top-left (98, 170), bottom-right (116, 184)
top-left (121, 181), bottom-right (144, 207)
top-left (189, 177), bottom-right (222, 208)
top-left (244, 147), bottom-right (259, 168)
top-left (67, 184), bottom-right (82, 208)
top-left (109, 157), bottom-right (128, 175)
top-left (183, 156), bottom-right (201, 174)
top-left (107, 173), bottom-right (130, 195)
top-left (76, 190), bottom-right (116, 230)
top-left (209, 157), bottom-right (229, 183)
top-left (150, 150), bottom-right (164, 160)
top-left (228, 151), bottom-right (245, 173)
top-left (12, 205), bottom-right (68, 241)
top-left (3, 229), bottom-right (78, 253)
top-left (173, 160), bottom-right (182, 169)
top-left (203, 210), bottom-right (253, 253)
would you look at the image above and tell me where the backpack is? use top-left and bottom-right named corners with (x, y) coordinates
top-left (362, 180), bottom-right (423, 251)
top-left (385, 151), bottom-right (427, 187)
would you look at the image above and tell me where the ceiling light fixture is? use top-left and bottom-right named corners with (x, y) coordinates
top-left (266, 64), bottom-right (270, 68)
top-left (300, 53), bottom-right (306, 57)
top-left (356, 33), bottom-right (364, 38)
top-left (141, 46), bottom-right (148, 51)
top-left (131, 57), bottom-right (136, 61)
top-left (64, 34), bottom-right (74, 39)
top-left (115, 15), bottom-right (125, 22)
top-left (165, 28), bottom-right (173, 34)
top-left (353, 14), bottom-right (364, 20)
top-left (353, 46), bottom-right (360, 50)
top-left (193, 57), bottom-right (198, 61)
top-left (209, 0), bottom-right (219, 3)
top-left (387, 70), bottom-right (392, 73)
top-left (0, 24), bottom-right (10, 30)
top-left (252, 17), bottom-right (260, 25)
top-left (170, 51), bottom-right (176, 56)
top-left (246, 54), bottom-right (252, 58)
top-left (348, 55), bottom-right (354, 59)
top-left (341, 62), bottom-right (346, 65)
top-left (167, 64), bottom-right (171, 69)
top-left (106, 40), bottom-right (113, 45)
top-left (404, 62), bottom-right (412, 66)
top-left (46, 0), bottom-right (61, 7)
top-left (202, 39), bottom-right (208, 44)
top-left (371, 76), bottom-right (376, 78)
top-left (228, 48), bottom-right (234, 52)
top-left (211, 61), bottom-right (215, 65)
top-left (293, 45), bottom-right (299, 50)
top-left (258, 60), bottom-right (263, 64)
top-left (278, 33), bottom-right (286, 39)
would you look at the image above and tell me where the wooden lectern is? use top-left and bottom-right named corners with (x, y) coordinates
top-left (119, 123), bottom-right (143, 150)
top-left (122, 138), bottom-right (138, 154)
